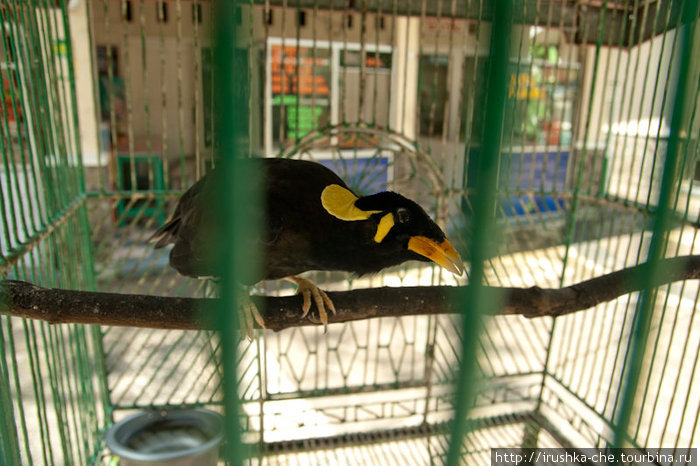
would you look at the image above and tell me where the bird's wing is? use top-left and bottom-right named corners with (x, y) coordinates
top-left (149, 174), bottom-right (215, 277)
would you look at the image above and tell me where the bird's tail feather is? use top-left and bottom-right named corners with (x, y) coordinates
top-left (148, 218), bottom-right (180, 249)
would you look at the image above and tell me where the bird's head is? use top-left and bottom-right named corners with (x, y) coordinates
top-left (321, 184), bottom-right (464, 276)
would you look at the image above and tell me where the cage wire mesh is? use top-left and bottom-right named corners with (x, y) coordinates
top-left (0, 0), bottom-right (699, 464)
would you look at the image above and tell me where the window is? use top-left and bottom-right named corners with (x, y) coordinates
top-left (122, 0), bottom-right (133, 22)
top-left (96, 46), bottom-right (125, 123)
top-left (462, 56), bottom-right (488, 141)
top-left (156, 2), bottom-right (167, 23)
top-left (270, 44), bottom-right (331, 145)
top-left (192, 3), bottom-right (203, 24)
top-left (507, 44), bottom-right (578, 147)
top-left (419, 55), bottom-right (449, 137)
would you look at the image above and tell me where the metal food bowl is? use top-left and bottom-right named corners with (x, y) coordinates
top-left (106, 408), bottom-right (224, 466)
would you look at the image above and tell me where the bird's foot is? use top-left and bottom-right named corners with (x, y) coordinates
top-left (237, 288), bottom-right (265, 340)
top-left (285, 276), bottom-right (336, 332)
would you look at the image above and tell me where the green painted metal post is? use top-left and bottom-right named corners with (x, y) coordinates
top-left (212, 0), bottom-right (260, 463)
top-left (446, 2), bottom-right (513, 464)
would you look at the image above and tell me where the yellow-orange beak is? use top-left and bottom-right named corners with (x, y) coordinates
top-left (407, 236), bottom-right (465, 276)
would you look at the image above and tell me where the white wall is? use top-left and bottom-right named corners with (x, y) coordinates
top-left (69, 0), bottom-right (101, 166)
top-left (577, 27), bottom-right (698, 209)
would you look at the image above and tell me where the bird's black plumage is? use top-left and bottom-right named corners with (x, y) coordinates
top-left (151, 157), bottom-right (462, 284)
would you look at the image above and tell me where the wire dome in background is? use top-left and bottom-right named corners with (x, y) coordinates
top-left (279, 123), bottom-right (446, 198)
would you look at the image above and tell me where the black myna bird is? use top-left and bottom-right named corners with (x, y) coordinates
top-left (150, 157), bottom-right (464, 334)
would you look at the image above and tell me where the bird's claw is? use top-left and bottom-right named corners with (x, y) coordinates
top-left (237, 289), bottom-right (265, 340)
top-left (287, 276), bottom-right (336, 332)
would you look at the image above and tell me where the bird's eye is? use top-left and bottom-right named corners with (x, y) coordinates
top-left (396, 207), bottom-right (410, 224)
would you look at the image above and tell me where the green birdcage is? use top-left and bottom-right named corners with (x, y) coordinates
top-left (0, 0), bottom-right (699, 465)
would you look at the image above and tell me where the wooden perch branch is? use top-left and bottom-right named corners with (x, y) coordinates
top-left (1, 256), bottom-right (698, 332)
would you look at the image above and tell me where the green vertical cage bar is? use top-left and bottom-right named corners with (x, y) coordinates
top-left (446, 2), bottom-right (513, 464)
top-left (212, 0), bottom-right (257, 463)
